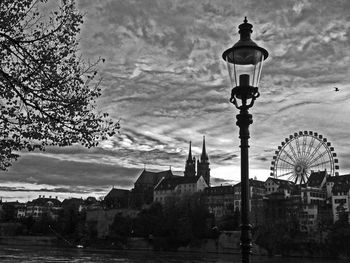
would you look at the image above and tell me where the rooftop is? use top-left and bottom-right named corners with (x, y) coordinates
top-left (104, 188), bottom-right (130, 200)
top-left (327, 174), bottom-right (350, 183)
top-left (236, 179), bottom-right (266, 189)
top-left (266, 177), bottom-right (295, 186)
top-left (135, 169), bottom-right (173, 187)
top-left (307, 170), bottom-right (327, 187)
top-left (28, 197), bottom-right (62, 207)
top-left (155, 175), bottom-right (202, 191)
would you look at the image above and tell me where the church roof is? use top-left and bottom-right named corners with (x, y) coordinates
top-left (154, 175), bottom-right (202, 191)
top-left (105, 188), bottom-right (130, 200)
top-left (135, 169), bottom-right (173, 186)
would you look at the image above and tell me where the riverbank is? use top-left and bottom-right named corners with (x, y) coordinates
top-left (0, 235), bottom-right (59, 247)
top-left (0, 243), bottom-right (347, 263)
top-left (0, 233), bottom-right (259, 255)
top-left (0, 234), bottom-right (347, 260)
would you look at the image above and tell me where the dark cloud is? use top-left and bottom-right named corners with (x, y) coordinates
top-left (4, 0), bottom-right (350, 201)
top-left (211, 177), bottom-right (237, 186)
top-left (256, 156), bottom-right (269, 162)
top-left (211, 153), bottom-right (239, 162)
top-left (0, 186), bottom-right (104, 194)
top-left (277, 101), bottom-right (322, 114)
top-left (3, 154), bottom-right (141, 189)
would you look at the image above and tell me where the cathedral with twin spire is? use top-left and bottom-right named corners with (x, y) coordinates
top-left (134, 136), bottom-right (211, 206)
top-left (184, 136), bottom-right (210, 186)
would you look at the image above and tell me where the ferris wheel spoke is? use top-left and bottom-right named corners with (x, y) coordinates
top-left (308, 150), bottom-right (328, 167)
top-left (278, 157), bottom-right (295, 167)
top-left (310, 159), bottom-right (331, 168)
top-left (295, 136), bottom-right (301, 157)
top-left (287, 173), bottom-right (296, 182)
top-left (305, 137), bottom-right (315, 159)
top-left (308, 140), bottom-right (323, 164)
top-left (277, 171), bottom-right (294, 178)
top-left (288, 143), bottom-right (299, 160)
top-left (302, 135), bottom-right (307, 157)
top-left (277, 166), bottom-right (294, 172)
top-left (294, 176), bottom-right (298, 184)
top-left (282, 150), bottom-right (296, 164)
top-left (305, 172), bottom-right (310, 182)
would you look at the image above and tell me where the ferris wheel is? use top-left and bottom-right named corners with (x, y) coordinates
top-left (270, 131), bottom-right (339, 184)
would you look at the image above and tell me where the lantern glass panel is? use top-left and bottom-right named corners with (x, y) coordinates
top-left (225, 48), bottom-right (264, 87)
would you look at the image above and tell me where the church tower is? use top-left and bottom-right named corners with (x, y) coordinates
top-left (184, 141), bottom-right (196, 177)
top-left (197, 136), bottom-right (210, 186)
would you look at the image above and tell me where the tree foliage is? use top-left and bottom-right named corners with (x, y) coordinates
top-left (0, 0), bottom-right (118, 169)
top-left (218, 207), bottom-right (240, 231)
top-left (129, 195), bottom-right (214, 249)
top-left (109, 214), bottom-right (132, 243)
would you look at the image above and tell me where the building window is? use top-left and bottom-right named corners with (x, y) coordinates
top-left (335, 199), bottom-right (346, 204)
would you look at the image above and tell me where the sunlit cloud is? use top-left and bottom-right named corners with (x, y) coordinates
top-left (2, 0), bottom-right (350, 201)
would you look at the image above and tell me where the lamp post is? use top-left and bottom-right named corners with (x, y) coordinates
top-left (222, 17), bottom-right (268, 263)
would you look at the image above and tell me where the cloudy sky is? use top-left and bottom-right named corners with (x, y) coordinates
top-left (2, 0), bottom-right (350, 202)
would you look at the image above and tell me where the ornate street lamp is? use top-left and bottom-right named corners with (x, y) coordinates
top-left (222, 17), bottom-right (268, 263)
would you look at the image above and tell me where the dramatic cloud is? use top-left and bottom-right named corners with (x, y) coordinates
top-left (1, 0), bottom-right (350, 201)
top-left (4, 153), bottom-right (140, 188)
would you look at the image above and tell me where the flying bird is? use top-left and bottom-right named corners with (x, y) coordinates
top-left (334, 87), bottom-right (339, 92)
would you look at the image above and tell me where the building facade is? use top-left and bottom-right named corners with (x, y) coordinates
top-left (154, 175), bottom-right (208, 205)
top-left (131, 169), bottom-right (173, 208)
top-left (104, 188), bottom-right (130, 209)
top-left (331, 181), bottom-right (350, 223)
top-left (203, 185), bottom-right (235, 219)
top-left (26, 196), bottom-right (62, 220)
top-left (264, 177), bottom-right (295, 196)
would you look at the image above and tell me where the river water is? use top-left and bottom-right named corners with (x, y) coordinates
top-left (0, 246), bottom-right (346, 263)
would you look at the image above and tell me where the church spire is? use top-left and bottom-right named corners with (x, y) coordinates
top-left (197, 135), bottom-right (210, 186)
top-left (188, 141), bottom-right (193, 161)
top-left (201, 136), bottom-right (209, 161)
top-left (184, 141), bottom-right (196, 177)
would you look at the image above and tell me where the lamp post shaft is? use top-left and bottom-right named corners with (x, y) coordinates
top-left (237, 109), bottom-right (253, 263)
top-left (222, 17), bottom-right (268, 263)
